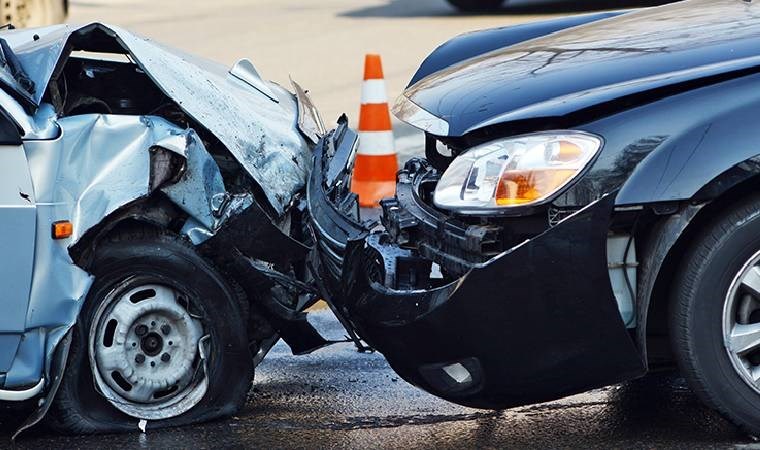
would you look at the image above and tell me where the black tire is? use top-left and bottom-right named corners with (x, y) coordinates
top-left (671, 194), bottom-right (760, 435)
top-left (46, 225), bottom-right (253, 434)
top-left (446, 0), bottom-right (505, 12)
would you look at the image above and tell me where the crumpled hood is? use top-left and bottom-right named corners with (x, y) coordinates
top-left (399, 0), bottom-right (760, 137)
top-left (2, 23), bottom-right (309, 214)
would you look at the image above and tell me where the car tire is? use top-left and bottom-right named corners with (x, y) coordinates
top-left (46, 225), bottom-right (253, 434)
top-left (446, 0), bottom-right (505, 13)
top-left (671, 194), bottom-right (760, 436)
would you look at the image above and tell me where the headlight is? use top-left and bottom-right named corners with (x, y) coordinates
top-left (433, 131), bottom-right (602, 213)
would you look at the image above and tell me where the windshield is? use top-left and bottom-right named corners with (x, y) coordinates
top-left (0, 37), bottom-right (35, 111)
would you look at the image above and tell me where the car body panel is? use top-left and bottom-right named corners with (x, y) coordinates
top-left (343, 196), bottom-right (646, 409)
top-left (550, 72), bottom-right (760, 209)
top-left (0, 22), bottom-right (318, 401)
top-left (10, 114), bottom-right (233, 388)
top-left (0, 142), bottom-right (36, 373)
top-left (399, 0), bottom-right (760, 137)
top-left (7, 23), bottom-right (309, 215)
top-left (407, 10), bottom-right (627, 87)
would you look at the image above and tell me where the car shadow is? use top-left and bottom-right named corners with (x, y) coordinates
top-left (340, 0), bottom-right (677, 18)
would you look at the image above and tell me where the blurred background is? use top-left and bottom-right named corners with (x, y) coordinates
top-left (6, 0), bottom-right (677, 134)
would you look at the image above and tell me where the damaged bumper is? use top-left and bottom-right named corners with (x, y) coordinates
top-left (308, 123), bottom-right (645, 408)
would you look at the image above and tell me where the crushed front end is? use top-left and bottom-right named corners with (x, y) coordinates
top-left (308, 120), bottom-right (646, 409)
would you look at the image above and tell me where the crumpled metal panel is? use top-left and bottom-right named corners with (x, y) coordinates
top-left (16, 113), bottom-right (230, 388)
top-left (155, 131), bottom-right (229, 232)
top-left (6, 23), bottom-right (309, 215)
top-left (49, 114), bottom-right (184, 243)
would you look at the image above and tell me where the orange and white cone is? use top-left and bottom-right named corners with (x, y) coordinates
top-left (352, 54), bottom-right (398, 207)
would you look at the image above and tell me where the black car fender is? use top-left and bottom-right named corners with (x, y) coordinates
top-left (597, 73), bottom-right (760, 207)
top-left (633, 159), bottom-right (760, 359)
top-left (544, 72), bottom-right (760, 363)
top-left (616, 77), bottom-right (760, 343)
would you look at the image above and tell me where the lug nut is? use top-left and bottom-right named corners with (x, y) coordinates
top-left (161, 324), bottom-right (171, 335)
top-left (135, 324), bottom-right (148, 337)
top-left (161, 353), bottom-right (171, 362)
top-left (135, 353), bottom-right (145, 364)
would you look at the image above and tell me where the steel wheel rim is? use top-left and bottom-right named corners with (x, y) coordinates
top-left (88, 278), bottom-right (210, 420)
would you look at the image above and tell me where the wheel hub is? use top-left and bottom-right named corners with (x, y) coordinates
top-left (724, 250), bottom-right (760, 394)
top-left (141, 332), bottom-right (163, 356)
top-left (89, 281), bottom-right (208, 418)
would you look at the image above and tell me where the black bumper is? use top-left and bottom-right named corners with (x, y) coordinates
top-left (308, 123), bottom-right (646, 409)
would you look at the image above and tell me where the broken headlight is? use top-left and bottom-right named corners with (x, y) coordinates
top-left (433, 131), bottom-right (602, 213)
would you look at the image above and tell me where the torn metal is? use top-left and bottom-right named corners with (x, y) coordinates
top-left (15, 114), bottom-right (230, 391)
top-left (0, 20), bottom-right (326, 436)
top-left (6, 22), bottom-right (312, 215)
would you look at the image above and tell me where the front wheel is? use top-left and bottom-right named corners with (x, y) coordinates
top-left (671, 194), bottom-right (760, 435)
top-left (47, 226), bottom-right (253, 434)
top-left (446, 0), bottom-right (505, 13)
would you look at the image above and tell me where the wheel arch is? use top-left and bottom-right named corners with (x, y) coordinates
top-left (639, 169), bottom-right (760, 367)
top-left (68, 196), bottom-right (186, 271)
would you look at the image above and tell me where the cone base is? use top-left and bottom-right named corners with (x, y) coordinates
top-left (352, 179), bottom-right (396, 207)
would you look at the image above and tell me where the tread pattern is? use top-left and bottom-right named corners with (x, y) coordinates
top-left (671, 195), bottom-right (760, 436)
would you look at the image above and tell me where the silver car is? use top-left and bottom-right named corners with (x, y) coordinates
top-left (0, 22), bottom-right (325, 435)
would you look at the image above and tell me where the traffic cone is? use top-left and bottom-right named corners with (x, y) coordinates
top-left (352, 54), bottom-right (398, 207)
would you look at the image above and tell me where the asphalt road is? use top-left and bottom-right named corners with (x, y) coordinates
top-left (1, 310), bottom-right (755, 448)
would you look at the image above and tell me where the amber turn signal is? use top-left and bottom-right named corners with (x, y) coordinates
top-left (52, 220), bottom-right (73, 239)
top-left (495, 169), bottom-right (576, 206)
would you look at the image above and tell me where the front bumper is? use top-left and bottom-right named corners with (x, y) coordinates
top-left (308, 124), bottom-right (646, 409)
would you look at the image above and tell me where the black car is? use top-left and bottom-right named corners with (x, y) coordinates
top-left (309, 0), bottom-right (760, 435)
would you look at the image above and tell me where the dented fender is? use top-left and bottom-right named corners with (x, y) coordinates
top-left (17, 114), bottom-right (237, 389)
top-left (7, 22), bottom-right (310, 215)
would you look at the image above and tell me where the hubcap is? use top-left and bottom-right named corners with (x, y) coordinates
top-left (89, 281), bottom-right (209, 419)
top-left (724, 250), bottom-right (760, 394)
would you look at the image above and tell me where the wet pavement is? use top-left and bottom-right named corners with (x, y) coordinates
top-left (1, 310), bottom-right (755, 449)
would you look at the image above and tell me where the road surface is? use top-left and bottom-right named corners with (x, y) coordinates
top-left (1, 310), bottom-right (752, 448)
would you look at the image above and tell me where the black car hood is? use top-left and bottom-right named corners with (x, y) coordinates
top-left (397, 0), bottom-right (760, 137)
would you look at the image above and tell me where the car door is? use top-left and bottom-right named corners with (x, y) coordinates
top-left (0, 112), bottom-right (36, 376)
